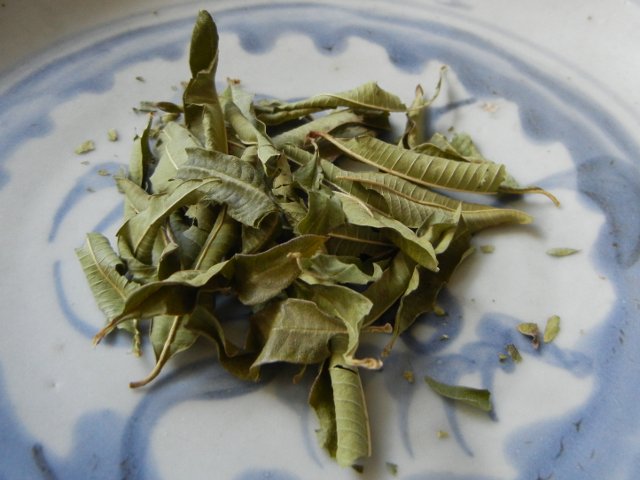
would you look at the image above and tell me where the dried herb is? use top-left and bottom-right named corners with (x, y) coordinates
top-left (543, 315), bottom-right (561, 343)
top-left (76, 10), bottom-right (555, 467)
top-left (403, 369), bottom-right (415, 384)
top-left (546, 247), bottom-right (580, 257)
top-left (74, 140), bottom-right (95, 154)
top-left (517, 322), bottom-right (540, 349)
top-left (385, 462), bottom-right (399, 475)
top-left (480, 244), bottom-right (495, 254)
top-left (506, 343), bottom-right (523, 362)
top-left (424, 375), bottom-right (492, 412)
top-left (108, 129), bottom-right (119, 142)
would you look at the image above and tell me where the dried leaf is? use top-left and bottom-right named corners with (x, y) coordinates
top-left (543, 315), bottom-right (561, 343)
top-left (546, 247), bottom-right (580, 257)
top-left (424, 375), bottom-right (492, 412)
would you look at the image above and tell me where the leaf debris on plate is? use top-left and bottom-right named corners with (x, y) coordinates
top-left (74, 140), bottom-right (95, 154)
top-left (76, 10), bottom-right (556, 467)
top-left (546, 247), bottom-right (580, 257)
top-left (544, 315), bottom-right (561, 343)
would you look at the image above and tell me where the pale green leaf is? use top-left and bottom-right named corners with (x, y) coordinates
top-left (177, 148), bottom-right (278, 227)
top-left (297, 190), bottom-right (346, 235)
top-left (261, 81), bottom-right (406, 114)
top-left (543, 315), bottom-right (561, 343)
top-left (424, 375), bottom-right (493, 412)
top-left (272, 110), bottom-right (364, 148)
top-left (337, 193), bottom-right (438, 271)
top-left (233, 234), bottom-right (327, 305)
top-left (250, 298), bottom-right (347, 374)
top-left (75, 232), bottom-right (137, 320)
top-left (150, 121), bottom-right (200, 193)
top-left (293, 282), bottom-right (373, 360)
top-left (330, 352), bottom-right (372, 466)
top-left (296, 254), bottom-right (382, 285)
top-left (320, 133), bottom-right (507, 194)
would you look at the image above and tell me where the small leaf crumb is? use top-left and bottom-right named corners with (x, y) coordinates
top-left (107, 129), bottom-right (118, 142)
top-left (546, 247), bottom-right (580, 257)
top-left (74, 140), bottom-right (95, 155)
top-left (437, 430), bottom-right (449, 439)
top-left (135, 76), bottom-right (145, 82)
top-left (385, 462), bottom-right (398, 475)
top-left (507, 344), bottom-right (522, 362)
top-left (403, 370), bottom-right (415, 384)
top-left (543, 315), bottom-right (561, 343)
top-left (352, 464), bottom-right (364, 474)
top-left (97, 169), bottom-right (111, 177)
top-left (433, 304), bottom-right (447, 316)
top-left (480, 245), bottom-right (495, 254)
top-left (517, 322), bottom-right (540, 349)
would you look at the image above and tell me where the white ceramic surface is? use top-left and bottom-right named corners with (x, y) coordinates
top-left (2, 1), bottom-right (640, 479)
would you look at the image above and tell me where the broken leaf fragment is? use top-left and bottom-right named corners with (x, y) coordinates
top-left (517, 322), bottom-right (540, 349)
top-left (424, 375), bottom-right (493, 412)
top-left (74, 140), bottom-right (95, 154)
top-left (506, 343), bottom-right (522, 362)
top-left (543, 315), bottom-right (561, 343)
top-left (546, 247), bottom-right (580, 257)
top-left (108, 129), bottom-right (119, 141)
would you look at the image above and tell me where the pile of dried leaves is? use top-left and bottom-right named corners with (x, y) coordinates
top-left (77, 11), bottom-right (555, 466)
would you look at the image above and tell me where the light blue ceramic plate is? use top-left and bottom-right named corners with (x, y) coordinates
top-left (2, 1), bottom-right (640, 478)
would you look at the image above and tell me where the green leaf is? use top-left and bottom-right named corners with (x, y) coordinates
top-left (183, 11), bottom-right (227, 152)
top-left (241, 212), bottom-right (281, 254)
top-left (424, 375), bottom-right (493, 412)
top-left (297, 190), bottom-right (346, 235)
top-left (191, 206), bottom-right (239, 270)
top-left (223, 100), bottom-right (280, 167)
top-left (150, 121), bottom-right (201, 193)
top-left (543, 315), bottom-right (561, 343)
top-left (250, 299), bottom-right (347, 374)
top-left (329, 352), bottom-right (372, 466)
top-left (320, 133), bottom-right (507, 194)
top-left (233, 234), bottom-right (327, 305)
top-left (261, 81), bottom-right (406, 115)
top-left (309, 353), bottom-right (372, 467)
top-left (402, 67), bottom-right (445, 148)
top-left (336, 193), bottom-right (438, 271)
top-left (388, 225), bottom-right (472, 352)
top-left (325, 223), bottom-right (395, 259)
top-left (185, 300), bottom-right (258, 380)
top-left (177, 148), bottom-right (278, 227)
top-left (130, 314), bottom-right (198, 388)
top-left (293, 282), bottom-right (373, 362)
top-left (188, 10), bottom-right (219, 76)
top-left (362, 251), bottom-right (416, 327)
top-left (76, 232), bottom-right (138, 320)
top-left (128, 117), bottom-right (155, 190)
top-left (296, 254), bottom-right (382, 285)
top-left (272, 110), bottom-right (364, 148)
top-left (546, 247), bottom-right (580, 257)
top-left (115, 176), bottom-right (151, 219)
top-left (93, 260), bottom-right (235, 342)
top-left (327, 167), bottom-right (532, 233)
top-left (116, 179), bottom-right (207, 264)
